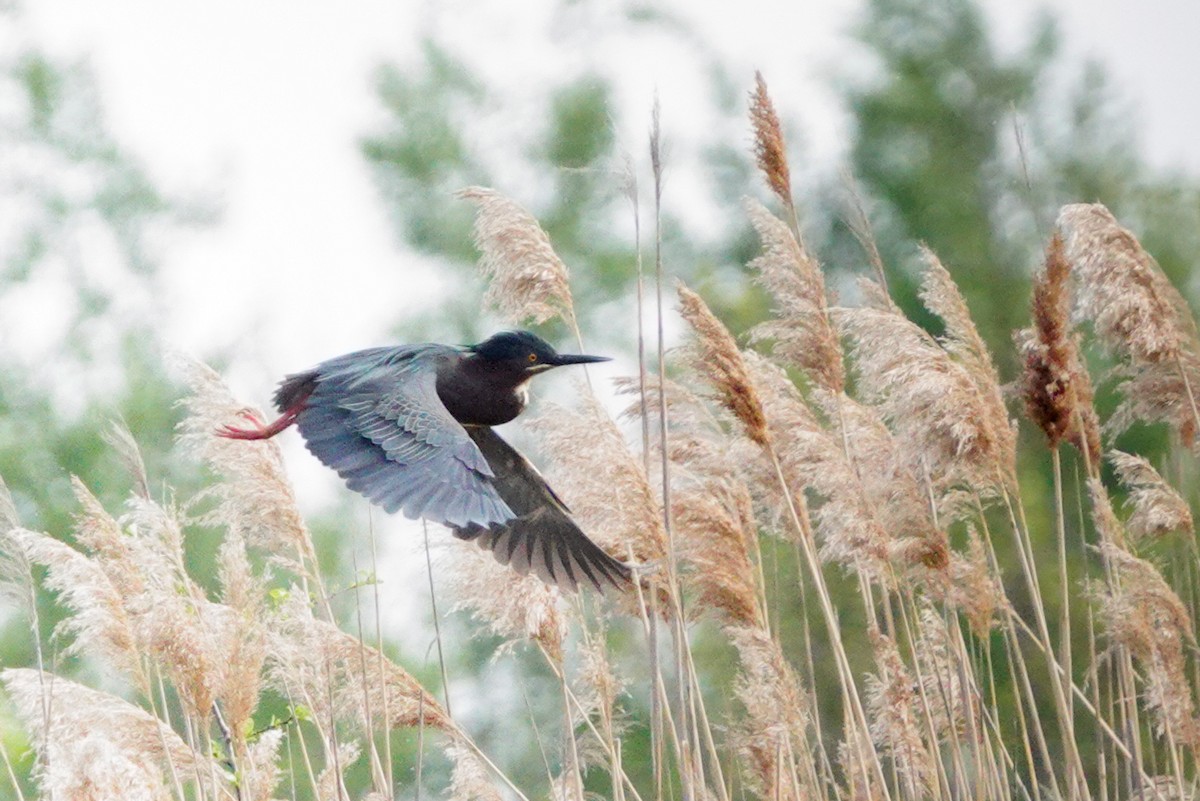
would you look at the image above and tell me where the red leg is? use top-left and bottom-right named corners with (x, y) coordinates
top-left (216, 404), bottom-right (302, 440)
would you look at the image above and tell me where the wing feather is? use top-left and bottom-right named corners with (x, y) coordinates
top-left (450, 428), bottom-right (631, 593)
top-left (292, 345), bottom-right (512, 528)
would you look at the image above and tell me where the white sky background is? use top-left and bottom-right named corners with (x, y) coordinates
top-left (15, 0), bottom-right (1200, 661)
top-left (23, 0), bottom-right (1199, 381)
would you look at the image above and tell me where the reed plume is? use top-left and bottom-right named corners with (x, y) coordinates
top-left (3, 668), bottom-right (224, 799)
top-left (531, 387), bottom-right (667, 566)
top-left (447, 540), bottom-right (568, 663)
top-left (838, 281), bottom-right (1008, 519)
top-left (1095, 543), bottom-right (1200, 750)
top-left (1058, 203), bottom-right (1200, 447)
top-left (1109, 450), bottom-right (1194, 542)
top-left (865, 633), bottom-right (935, 797)
top-left (178, 357), bottom-right (318, 581)
top-left (745, 197), bottom-right (844, 393)
top-left (677, 283), bottom-right (770, 447)
top-left (749, 71), bottom-right (792, 211)
top-left (457, 186), bottom-right (578, 329)
top-left (918, 248), bottom-right (1017, 486)
top-left (1018, 232), bottom-right (1102, 468)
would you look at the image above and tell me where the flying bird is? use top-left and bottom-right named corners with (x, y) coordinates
top-left (217, 331), bottom-right (631, 592)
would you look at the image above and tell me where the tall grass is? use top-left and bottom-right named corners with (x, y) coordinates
top-left (3, 75), bottom-right (1200, 801)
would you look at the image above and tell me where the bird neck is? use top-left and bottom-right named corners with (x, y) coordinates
top-left (436, 355), bottom-right (530, 426)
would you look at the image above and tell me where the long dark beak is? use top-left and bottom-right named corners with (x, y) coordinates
top-left (549, 353), bottom-right (611, 367)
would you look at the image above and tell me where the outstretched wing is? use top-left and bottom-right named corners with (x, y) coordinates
top-left (451, 427), bottom-right (631, 592)
top-left (291, 346), bottom-right (514, 528)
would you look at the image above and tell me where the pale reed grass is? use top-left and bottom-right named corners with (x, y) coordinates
top-left (445, 540), bottom-right (568, 663)
top-left (177, 357), bottom-right (320, 584)
top-left (1095, 542), bottom-right (1200, 754)
top-left (1018, 233), bottom-right (1102, 471)
top-left (1058, 203), bottom-right (1200, 448)
top-left (457, 185), bottom-right (578, 331)
top-left (744, 197), bottom-right (844, 395)
top-left (838, 280), bottom-right (1009, 523)
top-left (1109, 451), bottom-right (1194, 543)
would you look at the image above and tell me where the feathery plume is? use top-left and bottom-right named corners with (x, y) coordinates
top-left (3, 668), bottom-right (222, 799)
top-left (1095, 543), bottom-right (1200, 749)
top-left (530, 388), bottom-right (666, 566)
top-left (673, 481), bottom-right (762, 628)
top-left (825, 394), bottom-right (949, 572)
top-left (2, 528), bottom-right (141, 684)
top-left (1058, 203), bottom-right (1200, 446)
top-left (838, 285), bottom-right (1008, 518)
top-left (0, 475), bottom-right (19, 533)
top-left (447, 741), bottom-right (506, 801)
top-left (267, 593), bottom-right (450, 732)
top-left (457, 186), bottom-right (577, 328)
top-left (727, 626), bottom-right (814, 801)
top-left (1109, 450), bottom-right (1194, 542)
top-left (103, 421), bottom-right (151, 500)
top-left (1018, 233), bottom-right (1102, 466)
top-left (677, 283), bottom-right (770, 447)
top-left (176, 357), bottom-right (317, 579)
top-left (746, 354), bottom-right (894, 581)
top-left (865, 633), bottom-right (935, 797)
top-left (446, 541), bottom-right (567, 663)
top-left (745, 197), bottom-right (844, 393)
top-left (749, 71), bottom-right (792, 209)
top-left (939, 526), bottom-right (1005, 636)
top-left (214, 529), bottom-right (268, 741)
top-left (918, 248), bottom-right (1017, 486)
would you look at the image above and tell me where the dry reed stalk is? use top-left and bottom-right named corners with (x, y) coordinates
top-left (744, 197), bottom-right (844, 394)
top-left (1109, 451), bottom-right (1194, 542)
top-left (1058, 203), bottom-right (1200, 447)
top-left (1018, 233), bottom-right (1102, 470)
top-left (2, 668), bottom-right (224, 799)
top-left (457, 186), bottom-right (578, 330)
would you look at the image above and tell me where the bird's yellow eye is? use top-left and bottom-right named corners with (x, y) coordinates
top-left (528, 352), bottom-right (538, 363)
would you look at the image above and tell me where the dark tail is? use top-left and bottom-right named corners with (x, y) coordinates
top-left (274, 370), bottom-right (320, 413)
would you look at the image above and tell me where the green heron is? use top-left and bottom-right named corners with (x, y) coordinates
top-left (217, 331), bottom-right (630, 592)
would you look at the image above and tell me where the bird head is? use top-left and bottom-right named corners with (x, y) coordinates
top-left (468, 331), bottom-right (609, 378)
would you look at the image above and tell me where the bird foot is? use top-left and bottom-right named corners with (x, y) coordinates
top-left (215, 407), bottom-right (298, 440)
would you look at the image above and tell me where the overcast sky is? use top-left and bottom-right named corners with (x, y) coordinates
top-left (21, 0), bottom-right (1198, 381)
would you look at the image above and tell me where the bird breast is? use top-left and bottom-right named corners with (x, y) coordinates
top-left (436, 363), bottom-right (529, 427)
